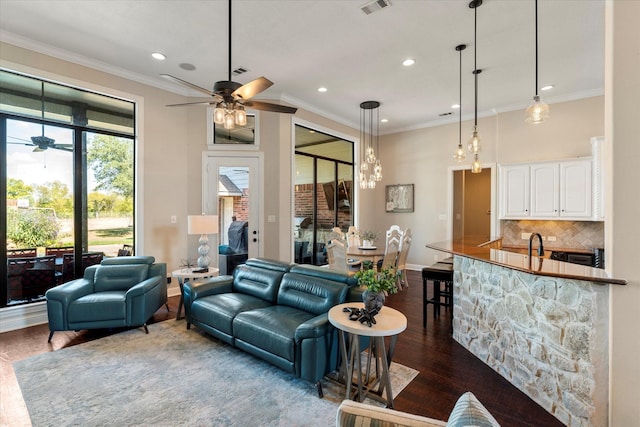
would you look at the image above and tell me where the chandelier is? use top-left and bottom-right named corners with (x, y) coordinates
top-left (469, 0), bottom-right (483, 174)
top-left (213, 101), bottom-right (247, 130)
top-left (359, 101), bottom-right (382, 189)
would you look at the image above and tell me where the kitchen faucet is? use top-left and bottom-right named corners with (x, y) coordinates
top-left (528, 233), bottom-right (545, 257)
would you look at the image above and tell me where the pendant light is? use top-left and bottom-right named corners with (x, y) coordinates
top-left (453, 44), bottom-right (467, 162)
top-left (469, 0), bottom-right (482, 174)
top-left (359, 101), bottom-right (382, 190)
top-left (525, 0), bottom-right (550, 124)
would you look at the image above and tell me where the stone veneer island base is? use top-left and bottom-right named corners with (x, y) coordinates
top-left (426, 239), bottom-right (626, 427)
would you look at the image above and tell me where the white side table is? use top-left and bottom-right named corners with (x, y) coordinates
top-left (171, 267), bottom-right (219, 320)
top-left (328, 302), bottom-right (407, 408)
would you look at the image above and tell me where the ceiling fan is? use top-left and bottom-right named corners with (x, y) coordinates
top-left (8, 129), bottom-right (72, 153)
top-left (160, 0), bottom-right (297, 128)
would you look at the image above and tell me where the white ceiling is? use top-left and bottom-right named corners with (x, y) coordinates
top-left (0, 0), bottom-right (605, 134)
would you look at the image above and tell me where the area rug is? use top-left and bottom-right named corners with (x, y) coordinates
top-left (14, 320), bottom-right (418, 426)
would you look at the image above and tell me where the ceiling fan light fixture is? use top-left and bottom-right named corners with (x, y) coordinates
top-left (223, 112), bottom-right (236, 130)
top-left (235, 105), bottom-right (247, 126)
top-left (213, 105), bottom-right (226, 124)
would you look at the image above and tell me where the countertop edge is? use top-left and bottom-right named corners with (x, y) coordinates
top-left (427, 243), bottom-right (627, 286)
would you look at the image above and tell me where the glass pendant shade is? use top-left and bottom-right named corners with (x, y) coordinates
top-left (366, 146), bottom-right (376, 164)
top-left (468, 126), bottom-right (481, 153)
top-left (213, 106), bottom-right (226, 124)
top-left (373, 159), bottom-right (382, 181)
top-left (525, 95), bottom-right (550, 124)
top-left (235, 107), bottom-right (247, 126)
top-left (453, 144), bottom-right (466, 162)
top-left (223, 112), bottom-right (235, 129)
top-left (359, 100), bottom-right (382, 190)
top-left (471, 154), bottom-right (482, 173)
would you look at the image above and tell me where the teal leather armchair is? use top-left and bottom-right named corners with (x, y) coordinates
top-left (45, 256), bottom-right (167, 342)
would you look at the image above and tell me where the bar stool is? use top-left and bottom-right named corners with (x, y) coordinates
top-left (421, 262), bottom-right (454, 332)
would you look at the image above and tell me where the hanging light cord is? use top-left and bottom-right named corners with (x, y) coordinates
top-left (459, 47), bottom-right (462, 145)
top-left (473, 3), bottom-right (478, 127)
top-left (534, 0), bottom-right (539, 97)
top-left (227, 0), bottom-right (232, 82)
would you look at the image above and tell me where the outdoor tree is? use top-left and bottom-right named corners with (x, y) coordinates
top-left (7, 178), bottom-right (34, 203)
top-left (87, 135), bottom-right (134, 200)
top-left (35, 181), bottom-right (73, 217)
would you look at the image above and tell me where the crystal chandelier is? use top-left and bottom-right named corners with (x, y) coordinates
top-left (359, 101), bottom-right (382, 189)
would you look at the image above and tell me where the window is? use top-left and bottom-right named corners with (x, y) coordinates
top-left (1, 70), bottom-right (136, 307)
top-left (294, 125), bottom-right (354, 265)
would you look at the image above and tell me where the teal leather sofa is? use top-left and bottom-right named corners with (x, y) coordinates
top-left (45, 256), bottom-right (167, 342)
top-left (183, 258), bottom-right (361, 396)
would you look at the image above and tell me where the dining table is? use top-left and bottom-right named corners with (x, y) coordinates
top-left (346, 246), bottom-right (386, 265)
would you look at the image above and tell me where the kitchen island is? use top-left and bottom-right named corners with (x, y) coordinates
top-left (426, 238), bottom-right (624, 427)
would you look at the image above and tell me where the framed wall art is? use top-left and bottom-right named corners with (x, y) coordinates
top-left (385, 184), bottom-right (414, 213)
top-left (206, 108), bottom-right (259, 150)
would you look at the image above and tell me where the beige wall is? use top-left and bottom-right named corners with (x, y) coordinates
top-left (607, 1), bottom-right (640, 424)
top-left (375, 96), bottom-right (604, 266)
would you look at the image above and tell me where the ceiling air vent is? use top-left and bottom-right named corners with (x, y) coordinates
top-left (360, 0), bottom-right (391, 15)
top-left (233, 67), bottom-right (248, 76)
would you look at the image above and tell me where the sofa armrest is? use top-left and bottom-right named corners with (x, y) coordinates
top-left (184, 275), bottom-right (234, 304)
top-left (45, 278), bottom-right (94, 305)
top-left (295, 313), bottom-right (332, 341)
top-left (126, 275), bottom-right (162, 299)
top-left (336, 400), bottom-right (447, 427)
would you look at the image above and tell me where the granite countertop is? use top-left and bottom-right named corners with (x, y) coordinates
top-left (426, 238), bottom-right (626, 285)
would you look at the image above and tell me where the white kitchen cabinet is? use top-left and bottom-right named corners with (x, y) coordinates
top-left (530, 163), bottom-right (560, 217)
top-left (560, 160), bottom-right (592, 218)
top-left (499, 159), bottom-right (593, 220)
top-left (500, 165), bottom-right (530, 218)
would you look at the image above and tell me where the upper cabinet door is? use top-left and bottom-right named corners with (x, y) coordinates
top-left (500, 165), bottom-right (530, 218)
top-left (560, 160), bottom-right (592, 218)
top-left (530, 163), bottom-right (560, 217)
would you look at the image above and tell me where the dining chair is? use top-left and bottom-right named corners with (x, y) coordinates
top-left (326, 240), bottom-right (361, 274)
top-left (378, 226), bottom-right (402, 274)
top-left (346, 226), bottom-right (360, 249)
top-left (395, 228), bottom-right (412, 290)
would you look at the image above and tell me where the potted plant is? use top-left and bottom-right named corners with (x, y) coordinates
top-left (355, 267), bottom-right (398, 313)
top-left (357, 230), bottom-right (377, 248)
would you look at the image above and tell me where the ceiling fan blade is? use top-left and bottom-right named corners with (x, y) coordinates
top-left (52, 144), bottom-right (74, 152)
top-left (160, 74), bottom-right (215, 97)
top-left (232, 77), bottom-right (273, 100)
top-left (243, 100), bottom-right (297, 114)
top-left (166, 101), bottom-right (219, 107)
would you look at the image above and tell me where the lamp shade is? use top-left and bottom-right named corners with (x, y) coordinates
top-left (188, 215), bottom-right (218, 235)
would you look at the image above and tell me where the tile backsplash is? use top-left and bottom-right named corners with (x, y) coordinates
top-left (501, 220), bottom-right (604, 250)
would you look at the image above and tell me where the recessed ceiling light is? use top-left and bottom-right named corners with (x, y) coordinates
top-left (541, 85), bottom-right (554, 91)
top-left (317, 87), bottom-right (328, 92)
top-left (402, 58), bottom-right (415, 67)
top-left (151, 52), bottom-right (166, 61)
top-left (381, 119), bottom-right (389, 123)
top-left (451, 104), bottom-right (460, 109)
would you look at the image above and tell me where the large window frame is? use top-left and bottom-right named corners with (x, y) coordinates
top-left (1, 70), bottom-right (137, 308)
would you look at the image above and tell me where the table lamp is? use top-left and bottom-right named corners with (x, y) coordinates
top-left (188, 214), bottom-right (218, 270)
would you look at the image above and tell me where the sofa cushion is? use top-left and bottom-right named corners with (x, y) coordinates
top-left (233, 305), bottom-right (315, 362)
top-left (232, 262), bottom-right (288, 303)
top-left (190, 293), bottom-right (273, 336)
top-left (446, 392), bottom-right (500, 427)
top-left (277, 273), bottom-right (347, 315)
top-left (93, 264), bottom-right (149, 292)
top-left (68, 291), bottom-right (127, 323)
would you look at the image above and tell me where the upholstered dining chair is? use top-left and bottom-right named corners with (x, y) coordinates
top-left (326, 240), bottom-right (361, 274)
top-left (395, 228), bottom-right (412, 290)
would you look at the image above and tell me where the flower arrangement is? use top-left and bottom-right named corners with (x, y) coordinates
top-left (355, 267), bottom-right (398, 294)
top-left (357, 230), bottom-right (378, 244)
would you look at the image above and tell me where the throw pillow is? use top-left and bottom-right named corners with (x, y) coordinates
top-left (446, 392), bottom-right (500, 427)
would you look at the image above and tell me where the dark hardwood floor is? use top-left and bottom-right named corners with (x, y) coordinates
top-left (0, 270), bottom-right (564, 426)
